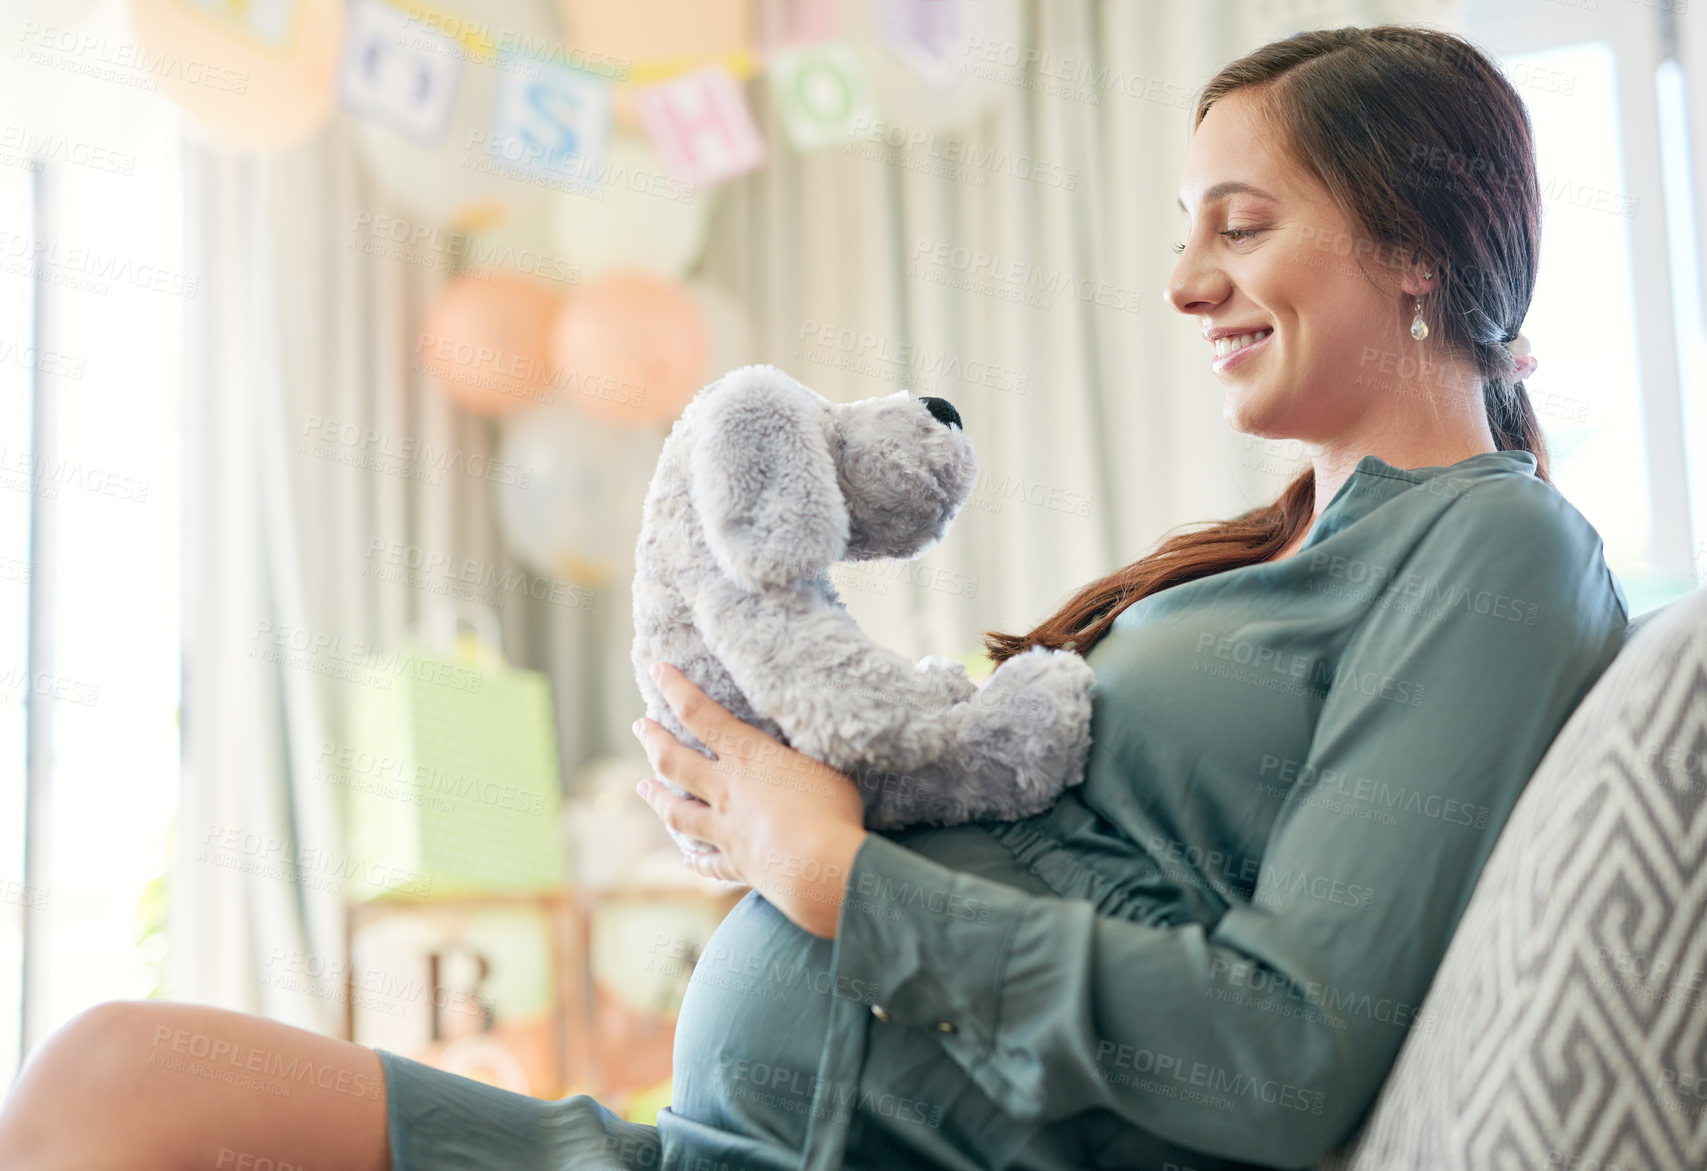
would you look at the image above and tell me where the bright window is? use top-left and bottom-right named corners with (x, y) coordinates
top-left (1505, 42), bottom-right (1651, 577)
top-left (0, 160), bottom-right (29, 1091)
top-left (1478, 0), bottom-right (1703, 616)
top-left (0, 99), bottom-right (184, 1085)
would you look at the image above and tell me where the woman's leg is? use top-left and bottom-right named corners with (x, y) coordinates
top-left (0, 999), bottom-right (391, 1171)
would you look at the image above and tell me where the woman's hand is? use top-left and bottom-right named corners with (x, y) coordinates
top-left (631, 661), bottom-right (869, 939)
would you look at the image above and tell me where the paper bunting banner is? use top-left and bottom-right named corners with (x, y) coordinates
top-left (856, 0), bottom-right (1021, 134)
top-left (634, 65), bottom-right (765, 187)
top-left (352, 0), bottom-right (556, 229)
top-left (878, 0), bottom-right (981, 92)
top-left (135, 0), bottom-right (1035, 189)
top-left (765, 40), bottom-right (876, 152)
top-left (760, 0), bottom-right (843, 53)
top-left (491, 51), bottom-right (612, 188)
top-left (182, 0), bottom-right (300, 49)
top-left (339, 0), bottom-right (463, 144)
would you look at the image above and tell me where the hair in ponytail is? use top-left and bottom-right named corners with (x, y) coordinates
top-left (1487, 352), bottom-right (1547, 458)
top-left (984, 24), bottom-right (1548, 667)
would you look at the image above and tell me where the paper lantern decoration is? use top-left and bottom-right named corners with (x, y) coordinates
top-left (129, 0), bottom-right (343, 151)
top-left (634, 66), bottom-right (765, 187)
top-left (418, 272), bottom-right (561, 416)
top-left (354, 0), bottom-right (558, 231)
top-left (550, 270), bottom-right (709, 428)
top-left (686, 281), bottom-right (750, 384)
top-left (0, 0), bottom-right (158, 146)
top-left (547, 134), bottom-right (711, 279)
top-left (494, 407), bottom-right (665, 586)
top-left (558, 0), bottom-right (751, 133)
top-left (856, 0), bottom-right (1023, 135)
top-left (766, 40), bottom-right (878, 152)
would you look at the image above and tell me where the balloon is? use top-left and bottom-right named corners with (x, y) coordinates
top-left (0, 0), bottom-right (161, 147)
top-left (557, 0), bottom-right (752, 134)
top-left (465, 197), bottom-right (577, 292)
top-left (549, 270), bottom-right (709, 428)
top-left (418, 272), bottom-right (562, 416)
top-left (547, 133), bottom-right (712, 279)
top-left (128, 0), bottom-right (343, 151)
top-left (353, 0), bottom-right (558, 231)
top-left (685, 280), bottom-right (750, 383)
top-left (855, 0), bottom-right (1023, 136)
top-left (494, 407), bottom-right (664, 586)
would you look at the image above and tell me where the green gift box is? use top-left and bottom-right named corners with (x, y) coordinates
top-left (343, 616), bottom-right (567, 901)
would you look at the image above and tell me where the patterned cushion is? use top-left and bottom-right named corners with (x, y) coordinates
top-left (1318, 586), bottom-right (1707, 1170)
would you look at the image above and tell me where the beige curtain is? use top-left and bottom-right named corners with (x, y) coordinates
top-left (173, 0), bottom-right (1462, 1019)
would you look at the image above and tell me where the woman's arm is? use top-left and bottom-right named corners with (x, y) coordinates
top-left (822, 478), bottom-right (1626, 1168)
top-left (632, 475), bottom-right (1625, 1167)
top-left (632, 660), bottom-right (869, 938)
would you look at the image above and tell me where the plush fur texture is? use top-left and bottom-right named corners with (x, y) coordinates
top-left (630, 363), bottom-right (1095, 856)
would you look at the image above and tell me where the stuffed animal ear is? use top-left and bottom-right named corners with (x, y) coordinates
top-left (688, 365), bottom-right (850, 589)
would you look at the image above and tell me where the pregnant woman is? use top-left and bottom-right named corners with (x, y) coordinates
top-left (0, 23), bottom-right (1628, 1171)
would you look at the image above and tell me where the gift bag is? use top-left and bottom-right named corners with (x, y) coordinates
top-left (343, 606), bottom-right (567, 900)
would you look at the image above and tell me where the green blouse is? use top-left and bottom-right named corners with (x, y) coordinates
top-left (657, 449), bottom-right (1628, 1171)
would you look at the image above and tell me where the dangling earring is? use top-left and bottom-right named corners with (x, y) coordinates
top-left (1411, 270), bottom-right (1432, 341)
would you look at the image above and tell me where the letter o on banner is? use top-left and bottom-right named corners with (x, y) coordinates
top-left (765, 40), bottom-right (879, 152)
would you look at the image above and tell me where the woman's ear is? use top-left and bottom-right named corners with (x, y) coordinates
top-left (688, 366), bottom-right (850, 590)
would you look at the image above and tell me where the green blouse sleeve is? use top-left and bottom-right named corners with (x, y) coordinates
top-left (827, 477), bottom-right (1628, 1168)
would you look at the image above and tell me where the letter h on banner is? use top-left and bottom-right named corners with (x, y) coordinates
top-left (636, 65), bottom-right (766, 186)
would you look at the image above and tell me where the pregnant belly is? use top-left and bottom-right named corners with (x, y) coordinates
top-left (668, 888), bottom-right (838, 1142)
top-left (668, 821), bottom-right (1060, 1143)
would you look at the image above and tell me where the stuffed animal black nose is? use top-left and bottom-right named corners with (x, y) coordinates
top-left (918, 396), bottom-right (962, 430)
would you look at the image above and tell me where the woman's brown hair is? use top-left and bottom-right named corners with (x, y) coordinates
top-left (983, 24), bottom-right (1549, 666)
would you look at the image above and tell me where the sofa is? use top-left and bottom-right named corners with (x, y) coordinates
top-left (1317, 585), bottom-right (1707, 1170)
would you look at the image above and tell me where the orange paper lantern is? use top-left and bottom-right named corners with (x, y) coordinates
top-left (129, 0), bottom-right (342, 151)
top-left (418, 272), bottom-right (561, 415)
top-left (549, 270), bottom-right (710, 427)
top-left (558, 0), bottom-right (752, 133)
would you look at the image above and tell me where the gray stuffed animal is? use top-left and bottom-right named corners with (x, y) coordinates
top-left (630, 363), bottom-right (1094, 857)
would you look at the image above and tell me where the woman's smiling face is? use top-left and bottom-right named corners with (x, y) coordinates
top-left (1167, 87), bottom-right (1424, 443)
